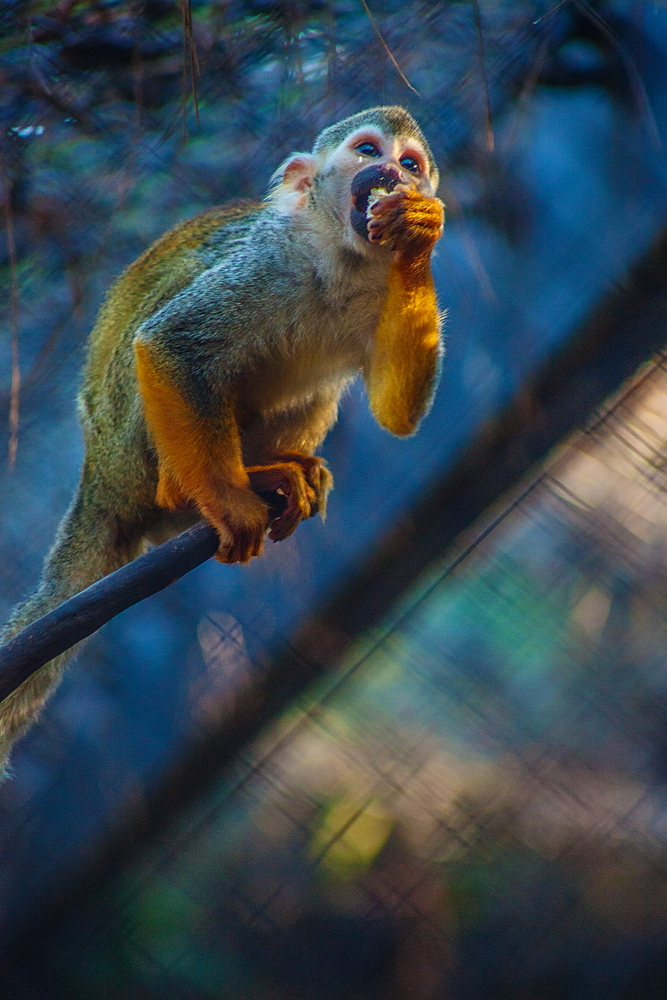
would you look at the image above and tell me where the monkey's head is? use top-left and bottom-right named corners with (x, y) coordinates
top-left (268, 107), bottom-right (439, 252)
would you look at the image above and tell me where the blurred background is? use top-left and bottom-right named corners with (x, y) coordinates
top-left (3, 0), bottom-right (667, 996)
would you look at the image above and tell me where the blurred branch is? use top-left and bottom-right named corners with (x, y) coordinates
top-left (0, 150), bottom-right (21, 467)
top-left (470, 0), bottom-right (494, 152)
top-left (180, 0), bottom-right (200, 136)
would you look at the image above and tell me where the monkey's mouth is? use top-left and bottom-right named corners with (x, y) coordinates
top-left (350, 165), bottom-right (400, 240)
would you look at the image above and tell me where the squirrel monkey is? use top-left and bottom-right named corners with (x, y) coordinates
top-left (0, 106), bottom-right (444, 775)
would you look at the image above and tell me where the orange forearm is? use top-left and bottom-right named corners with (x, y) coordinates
top-left (367, 256), bottom-right (441, 437)
top-left (134, 340), bottom-right (248, 512)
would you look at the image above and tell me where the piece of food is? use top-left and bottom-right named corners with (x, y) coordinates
top-left (366, 186), bottom-right (391, 218)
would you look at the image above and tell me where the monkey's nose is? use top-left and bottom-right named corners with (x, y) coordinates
top-left (379, 164), bottom-right (402, 186)
top-left (386, 162), bottom-right (418, 188)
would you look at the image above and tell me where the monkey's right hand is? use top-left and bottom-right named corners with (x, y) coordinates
top-left (367, 189), bottom-right (444, 260)
top-left (202, 486), bottom-right (270, 564)
top-left (156, 470), bottom-right (270, 564)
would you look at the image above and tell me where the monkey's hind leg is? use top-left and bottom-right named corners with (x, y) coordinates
top-left (0, 470), bottom-right (142, 778)
top-left (242, 388), bottom-right (339, 540)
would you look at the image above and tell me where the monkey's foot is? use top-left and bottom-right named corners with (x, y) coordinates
top-left (368, 188), bottom-right (444, 258)
top-left (272, 453), bottom-right (333, 518)
top-left (247, 461), bottom-right (323, 542)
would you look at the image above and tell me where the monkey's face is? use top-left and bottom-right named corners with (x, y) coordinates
top-left (329, 126), bottom-right (438, 247)
top-left (269, 120), bottom-right (439, 253)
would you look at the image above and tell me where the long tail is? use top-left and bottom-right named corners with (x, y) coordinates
top-left (0, 474), bottom-right (139, 777)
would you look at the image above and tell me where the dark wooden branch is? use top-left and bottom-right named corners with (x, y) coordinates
top-left (0, 489), bottom-right (288, 704)
top-left (0, 522), bottom-right (219, 703)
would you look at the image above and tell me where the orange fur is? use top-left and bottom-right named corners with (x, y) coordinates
top-left (155, 470), bottom-right (190, 510)
top-left (134, 343), bottom-right (336, 559)
top-left (366, 191), bottom-right (443, 437)
top-left (135, 341), bottom-right (248, 495)
top-left (134, 340), bottom-right (269, 563)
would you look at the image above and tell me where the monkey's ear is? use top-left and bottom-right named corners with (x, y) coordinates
top-left (282, 155), bottom-right (317, 191)
top-left (267, 153), bottom-right (319, 212)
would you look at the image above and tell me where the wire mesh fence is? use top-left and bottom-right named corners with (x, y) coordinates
top-left (9, 351), bottom-right (667, 999)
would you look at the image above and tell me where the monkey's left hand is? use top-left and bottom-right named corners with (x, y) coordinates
top-left (367, 189), bottom-right (444, 261)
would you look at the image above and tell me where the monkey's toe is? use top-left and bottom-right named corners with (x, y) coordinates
top-left (221, 529), bottom-right (264, 564)
top-left (267, 471), bottom-right (315, 541)
top-left (247, 461), bottom-right (316, 542)
top-left (267, 454), bottom-right (333, 519)
top-left (217, 518), bottom-right (267, 563)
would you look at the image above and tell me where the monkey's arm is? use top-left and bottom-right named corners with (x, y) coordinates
top-left (364, 190), bottom-right (444, 437)
top-left (134, 337), bottom-right (269, 563)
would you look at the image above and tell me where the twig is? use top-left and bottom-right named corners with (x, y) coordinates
top-left (0, 152), bottom-right (21, 467)
top-left (573, 0), bottom-right (661, 150)
top-left (533, 0), bottom-right (569, 25)
top-left (470, 0), bottom-right (494, 153)
top-left (180, 0), bottom-right (200, 137)
top-left (359, 0), bottom-right (419, 96)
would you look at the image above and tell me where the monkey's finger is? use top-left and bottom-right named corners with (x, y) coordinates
top-left (373, 191), bottom-right (443, 222)
top-left (222, 525), bottom-right (265, 564)
top-left (368, 223), bottom-right (399, 246)
top-left (368, 212), bottom-right (401, 236)
top-left (368, 190), bottom-right (408, 216)
top-left (368, 201), bottom-right (408, 230)
top-left (371, 198), bottom-right (442, 231)
top-left (401, 202), bottom-right (444, 225)
top-left (374, 203), bottom-right (444, 253)
top-left (368, 216), bottom-right (401, 238)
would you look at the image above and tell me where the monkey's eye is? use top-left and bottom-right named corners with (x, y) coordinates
top-left (400, 155), bottom-right (421, 174)
top-left (355, 142), bottom-right (381, 158)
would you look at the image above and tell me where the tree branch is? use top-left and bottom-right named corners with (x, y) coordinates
top-left (0, 522), bottom-right (219, 703)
